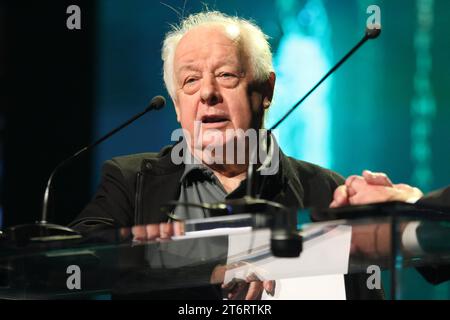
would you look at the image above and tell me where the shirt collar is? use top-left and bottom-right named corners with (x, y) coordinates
top-left (179, 132), bottom-right (282, 188)
top-left (179, 141), bottom-right (214, 182)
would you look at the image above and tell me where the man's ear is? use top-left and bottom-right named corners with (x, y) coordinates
top-left (262, 72), bottom-right (276, 110)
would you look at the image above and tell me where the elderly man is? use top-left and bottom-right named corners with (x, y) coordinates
top-left (72, 11), bottom-right (381, 300)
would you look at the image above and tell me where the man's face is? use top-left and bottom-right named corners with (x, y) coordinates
top-left (173, 26), bottom-right (274, 155)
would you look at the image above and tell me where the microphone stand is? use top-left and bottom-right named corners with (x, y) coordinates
top-left (1, 96), bottom-right (166, 247)
top-left (269, 27), bottom-right (381, 131)
top-left (246, 27), bottom-right (382, 257)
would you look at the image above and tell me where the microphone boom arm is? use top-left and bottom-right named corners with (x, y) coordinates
top-left (269, 29), bottom-right (380, 131)
top-left (40, 99), bottom-right (164, 223)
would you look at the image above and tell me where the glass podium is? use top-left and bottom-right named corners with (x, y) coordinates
top-left (0, 202), bottom-right (449, 300)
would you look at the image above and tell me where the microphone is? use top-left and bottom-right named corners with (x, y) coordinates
top-left (269, 25), bottom-right (381, 131)
top-left (2, 95), bottom-right (166, 246)
top-left (41, 95), bottom-right (166, 224)
top-left (366, 24), bottom-right (382, 39)
top-left (246, 26), bottom-right (382, 257)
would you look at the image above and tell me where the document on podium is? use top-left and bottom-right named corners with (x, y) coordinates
top-left (174, 224), bottom-right (352, 299)
top-left (224, 224), bottom-right (352, 300)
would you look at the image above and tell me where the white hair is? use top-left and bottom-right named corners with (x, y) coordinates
top-left (162, 11), bottom-right (274, 101)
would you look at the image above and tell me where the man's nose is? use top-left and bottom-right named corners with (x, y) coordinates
top-left (200, 75), bottom-right (222, 106)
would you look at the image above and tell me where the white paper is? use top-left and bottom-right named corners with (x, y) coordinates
top-left (223, 225), bottom-right (352, 300)
top-left (224, 225), bottom-right (352, 282)
top-left (262, 275), bottom-right (346, 300)
top-left (171, 227), bottom-right (252, 240)
top-left (171, 224), bottom-right (352, 300)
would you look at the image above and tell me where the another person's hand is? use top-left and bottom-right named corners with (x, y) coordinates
top-left (330, 170), bottom-right (423, 208)
top-left (350, 223), bottom-right (391, 258)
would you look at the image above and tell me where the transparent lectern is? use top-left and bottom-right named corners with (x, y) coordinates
top-left (0, 202), bottom-right (449, 300)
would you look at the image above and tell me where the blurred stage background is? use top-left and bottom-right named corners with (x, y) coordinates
top-left (1, 0), bottom-right (449, 299)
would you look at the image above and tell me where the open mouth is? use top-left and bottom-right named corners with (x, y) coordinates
top-left (201, 115), bottom-right (230, 124)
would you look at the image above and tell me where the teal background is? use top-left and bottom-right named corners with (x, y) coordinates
top-left (94, 0), bottom-right (450, 299)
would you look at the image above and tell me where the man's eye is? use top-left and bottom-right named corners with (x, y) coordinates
top-left (184, 77), bottom-right (199, 86)
top-left (219, 73), bottom-right (235, 78)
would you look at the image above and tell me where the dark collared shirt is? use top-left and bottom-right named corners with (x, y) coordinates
top-left (172, 138), bottom-right (282, 221)
top-left (173, 162), bottom-right (248, 220)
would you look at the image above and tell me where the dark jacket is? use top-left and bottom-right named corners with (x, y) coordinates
top-left (417, 187), bottom-right (450, 211)
top-left (416, 187), bottom-right (450, 285)
top-left (72, 144), bottom-right (383, 300)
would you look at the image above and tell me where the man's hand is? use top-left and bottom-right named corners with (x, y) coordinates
top-left (222, 277), bottom-right (275, 300)
top-left (330, 170), bottom-right (423, 208)
top-left (129, 221), bottom-right (185, 241)
top-left (129, 223), bottom-right (274, 300)
top-left (211, 263), bottom-right (275, 300)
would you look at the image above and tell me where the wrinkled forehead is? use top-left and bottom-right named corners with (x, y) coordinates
top-left (174, 24), bottom-right (245, 63)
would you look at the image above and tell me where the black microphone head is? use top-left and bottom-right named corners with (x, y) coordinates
top-left (146, 95), bottom-right (166, 111)
top-left (271, 233), bottom-right (302, 257)
top-left (366, 24), bottom-right (382, 39)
